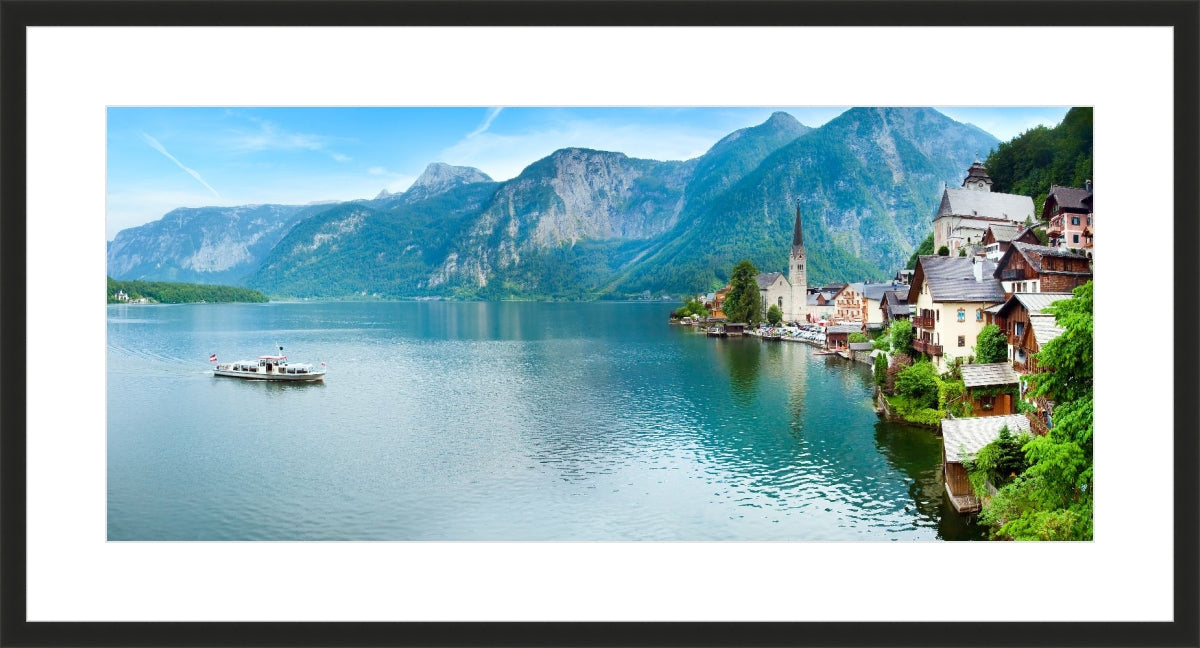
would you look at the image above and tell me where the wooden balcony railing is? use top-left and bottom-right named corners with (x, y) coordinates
top-left (1000, 269), bottom-right (1028, 281)
top-left (927, 343), bottom-right (943, 356)
top-left (913, 315), bottom-right (935, 329)
top-left (912, 339), bottom-right (927, 354)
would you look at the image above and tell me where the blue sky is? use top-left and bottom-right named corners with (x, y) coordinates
top-left (106, 106), bottom-right (1071, 240)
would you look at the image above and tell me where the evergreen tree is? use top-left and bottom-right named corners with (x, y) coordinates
top-left (723, 259), bottom-right (762, 324)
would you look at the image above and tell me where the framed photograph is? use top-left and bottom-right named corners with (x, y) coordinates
top-left (3, 1), bottom-right (1195, 645)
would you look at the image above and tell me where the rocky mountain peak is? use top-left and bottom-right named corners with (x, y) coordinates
top-left (409, 162), bottom-right (493, 194)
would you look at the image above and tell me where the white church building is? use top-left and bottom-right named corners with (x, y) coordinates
top-left (757, 202), bottom-right (808, 323)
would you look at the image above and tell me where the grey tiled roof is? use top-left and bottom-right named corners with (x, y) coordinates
top-left (961, 363), bottom-right (1022, 388)
top-left (861, 281), bottom-right (907, 301)
top-left (1013, 292), bottom-right (1074, 314)
top-left (826, 324), bottom-right (862, 334)
top-left (755, 272), bottom-right (785, 290)
top-left (942, 415), bottom-right (1032, 463)
top-left (938, 187), bottom-right (1035, 222)
top-left (917, 256), bottom-right (1006, 303)
top-left (848, 342), bottom-right (874, 351)
top-left (1029, 315), bottom-right (1065, 347)
top-left (985, 223), bottom-right (1022, 242)
top-left (1046, 185), bottom-right (1092, 212)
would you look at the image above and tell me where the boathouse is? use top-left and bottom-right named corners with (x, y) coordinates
top-left (941, 414), bottom-right (1032, 514)
top-left (960, 363), bottom-right (1022, 416)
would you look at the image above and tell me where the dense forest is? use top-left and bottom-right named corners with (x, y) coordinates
top-left (983, 107), bottom-right (1093, 215)
top-left (107, 277), bottom-right (268, 304)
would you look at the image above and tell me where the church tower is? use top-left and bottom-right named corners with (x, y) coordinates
top-left (788, 201), bottom-right (808, 323)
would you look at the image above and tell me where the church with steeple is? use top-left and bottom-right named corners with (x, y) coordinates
top-left (931, 159), bottom-right (1035, 257)
top-left (755, 201), bottom-right (808, 323)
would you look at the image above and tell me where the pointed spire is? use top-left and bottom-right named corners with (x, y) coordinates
top-left (792, 200), bottom-right (804, 248)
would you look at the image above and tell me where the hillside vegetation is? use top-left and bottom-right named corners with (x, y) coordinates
top-left (107, 277), bottom-right (268, 303)
top-left (983, 107), bottom-right (1093, 214)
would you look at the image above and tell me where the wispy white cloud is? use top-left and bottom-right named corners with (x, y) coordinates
top-left (139, 132), bottom-right (221, 198)
top-left (467, 107), bottom-right (504, 138)
top-left (228, 117), bottom-right (350, 162)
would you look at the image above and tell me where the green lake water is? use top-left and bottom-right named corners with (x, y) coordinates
top-left (107, 300), bottom-right (985, 541)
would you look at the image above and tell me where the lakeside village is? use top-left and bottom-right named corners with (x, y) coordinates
top-left (670, 162), bottom-right (1095, 539)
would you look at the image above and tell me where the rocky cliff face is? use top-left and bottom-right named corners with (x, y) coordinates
top-left (105, 204), bottom-right (312, 284)
top-left (429, 149), bottom-right (691, 288)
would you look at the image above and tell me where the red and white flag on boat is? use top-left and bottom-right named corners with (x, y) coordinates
top-left (209, 354), bottom-right (217, 362)
top-left (320, 362), bottom-right (326, 367)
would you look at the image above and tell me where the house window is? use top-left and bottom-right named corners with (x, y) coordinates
top-left (1015, 322), bottom-right (1025, 337)
top-left (778, 297), bottom-right (784, 308)
top-left (1072, 234), bottom-right (1080, 244)
top-left (1087, 216), bottom-right (1092, 225)
top-left (976, 309), bottom-right (983, 322)
top-left (958, 335), bottom-right (966, 347)
top-left (956, 309), bottom-right (965, 322)
top-left (980, 395), bottom-right (995, 410)
top-left (1070, 216), bottom-right (1080, 226)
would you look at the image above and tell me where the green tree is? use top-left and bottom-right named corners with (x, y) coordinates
top-left (966, 425), bottom-right (1032, 495)
top-left (894, 360), bottom-right (940, 410)
top-left (672, 298), bottom-right (709, 320)
top-left (873, 352), bottom-right (888, 387)
top-left (975, 324), bottom-right (1008, 364)
top-left (979, 282), bottom-right (1093, 540)
top-left (723, 259), bottom-right (762, 324)
top-left (906, 232), bottom-right (934, 270)
top-left (937, 245), bottom-right (950, 256)
top-left (890, 319), bottom-right (914, 356)
top-left (766, 303), bottom-right (783, 325)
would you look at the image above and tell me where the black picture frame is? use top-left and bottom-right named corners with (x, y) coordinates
top-left (2, 1), bottom-right (1197, 646)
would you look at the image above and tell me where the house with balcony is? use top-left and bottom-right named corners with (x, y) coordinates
top-left (941, 414), bottom-right (1034, 514)
top-left (993, 242), bottom-right (1092, 295)
top-left (988, 292), bottom-right (1072, 374)
top-left (907, 255), bottom-right (1006, 373)
top-left (1044, 183), bottom-right (1093, 253)
top-left (932, 161), bottom-right (1035, 258)
top-left (831, 282), bottom-right (865, 325)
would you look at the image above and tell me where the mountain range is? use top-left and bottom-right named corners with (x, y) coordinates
top-left (106, 107), bottom-right (999, 299)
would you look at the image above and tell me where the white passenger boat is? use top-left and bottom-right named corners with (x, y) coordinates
top-left (212, 348), bottom-right (326, 382)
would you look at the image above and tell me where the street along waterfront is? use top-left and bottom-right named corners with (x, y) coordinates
top-left (107, 300), bottom-right (984, 540)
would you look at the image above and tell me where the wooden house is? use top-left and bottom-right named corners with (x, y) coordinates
top-left (880, 289), bottom-right (911, 325)
top-left (988, 292), bottom-right (1072, 373)
top-left (824, 324), bottom-right (860, 349)
top-left (1044, 184), bottom-right (1092, 252)
top-left (941, 414), bottom-right (1032, 514)
top-left (907, 256), bottom-right (1006, 373)
top-left (993, 242), bottom-right (1092, 295)
top-left (960, 363), bottom-right (1022, 416)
